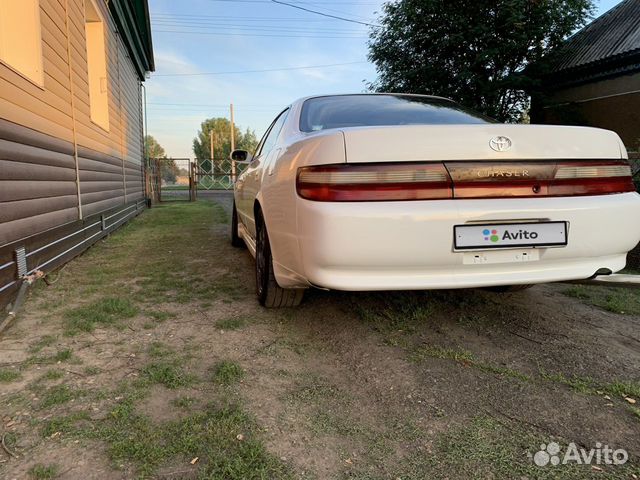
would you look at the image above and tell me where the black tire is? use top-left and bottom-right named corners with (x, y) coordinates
top-left (230, 201), bottom-right (245, 248)
top-left (485, 284), bottom-right (534, 293)
top-left (255, 210), bottom-right (304, 308)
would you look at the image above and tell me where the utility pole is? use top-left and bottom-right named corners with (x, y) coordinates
top-left (209, 130), bottom-right (215, 176)
top-left (230, 103), bottom-right (236, 183)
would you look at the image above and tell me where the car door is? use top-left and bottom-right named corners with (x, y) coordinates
top-left (238, 109), bottom-right (289, 238)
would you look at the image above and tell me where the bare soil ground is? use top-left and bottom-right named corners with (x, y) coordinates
top-left (1, 193), bottom-right (639, 480)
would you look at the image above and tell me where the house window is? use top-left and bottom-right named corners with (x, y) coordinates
top-left (0, 0), bottom-right (44, 85)
top-left (85, 0), bottom-right (109, 131)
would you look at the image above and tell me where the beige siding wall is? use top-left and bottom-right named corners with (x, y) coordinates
top-left (0, 0), bottom-right (145, 246)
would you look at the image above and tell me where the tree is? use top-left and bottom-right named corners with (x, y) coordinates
top-left (368, 0), bottom-right (594, 122)
top-left (192, 118), bottom-right (258, 173)
top-left (145, 135), bottom-right (166, 159)
top-left (145, 135), bottom-right (178, 184)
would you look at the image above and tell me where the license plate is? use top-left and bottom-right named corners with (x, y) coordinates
top-left (454, 222), bottom-right (567, 250)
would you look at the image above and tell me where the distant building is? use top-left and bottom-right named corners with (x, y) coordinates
top-left (531, 0), bottom-right (640, 151)
top-left (0, 0), bottom-right (154, 308)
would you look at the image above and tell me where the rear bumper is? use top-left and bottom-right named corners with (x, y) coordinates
top-left (292, 192), bottom-right (640, 290)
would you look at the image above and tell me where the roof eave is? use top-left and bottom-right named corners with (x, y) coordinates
top-left (541, 50), bottom-right (640, 89)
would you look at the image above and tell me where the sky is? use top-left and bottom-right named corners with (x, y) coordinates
top-left (145, 0), bottom-right (620, 159)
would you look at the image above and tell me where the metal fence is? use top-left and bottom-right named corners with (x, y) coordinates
top-left (195, 158), bottom-right (247, 190)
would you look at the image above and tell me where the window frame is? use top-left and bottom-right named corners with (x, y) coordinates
top-left (0, 0), bottom-right (45, 88)
top-left (84, 0), bottom-right (110, 132)
top-left (252, 108), bottom-right (289, 161)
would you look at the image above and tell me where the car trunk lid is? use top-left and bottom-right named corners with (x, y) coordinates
top-left (341, 124), bottom-right (623, 163)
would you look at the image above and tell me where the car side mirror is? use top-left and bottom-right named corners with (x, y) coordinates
top-left (231, 149), bottom-right (251, 163)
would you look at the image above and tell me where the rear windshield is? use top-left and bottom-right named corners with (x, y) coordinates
top-left (299, 94), bottom-right (494, 132)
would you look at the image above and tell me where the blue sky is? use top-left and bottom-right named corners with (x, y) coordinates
top-left (145, 0), bottom-right (620, 158)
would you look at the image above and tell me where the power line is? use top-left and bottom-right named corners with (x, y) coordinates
top-left (270, 0), bottom-right (381, 27)
top-left (152, 20), bottom-right (365, 33)
top-left (154, 29), bottom-right (367, 39)
top-left (152, 14), bottom-right (365, 22)
top-left (152, 60), bottom-right (368, 77)
top-left (204, 0), bottom-right (379, 3)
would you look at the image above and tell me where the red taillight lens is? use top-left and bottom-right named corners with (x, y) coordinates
top-left (549, 162), bottom-right (635, 196)
top-left (297, 163), bottom-right (453, 201)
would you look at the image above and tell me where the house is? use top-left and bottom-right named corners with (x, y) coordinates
top-left (0, 0), bottom-right (154, 309)
top-left (530, 0), bottom-right (640, 151)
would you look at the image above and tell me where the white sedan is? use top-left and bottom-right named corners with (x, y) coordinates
top-left (231, 94), bottom-right (640, 307)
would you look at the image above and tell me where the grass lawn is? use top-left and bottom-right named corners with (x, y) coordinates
top-left (1, 199), bottom-right (639, 479)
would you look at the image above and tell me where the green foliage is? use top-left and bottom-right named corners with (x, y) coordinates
top-left (145, 135), bottom-right (178, 183)
top-left (192, 117), bottom-right (258, 164)
top-left (368, 0), bottom-right (594, 122)
top-left (145, 134), bottom-right (166, 159)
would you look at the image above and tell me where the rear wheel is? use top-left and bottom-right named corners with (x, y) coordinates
top-left (255, 210), bottom-right (304, 308)
top-left (230, 201), bottom-right (245, 248)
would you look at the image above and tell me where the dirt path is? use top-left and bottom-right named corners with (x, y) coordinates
top-left (1, 196), bottom-right (639, 480)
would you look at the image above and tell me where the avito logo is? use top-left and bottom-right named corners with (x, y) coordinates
top-left (482, 229), bottom-right (500, 243)
top-left (483, 228), bottom-right (540, 243)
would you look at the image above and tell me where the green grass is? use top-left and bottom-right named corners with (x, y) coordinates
top-left (26, 348), bottom-right (74, 366)
top-left (0, 368), bottom-right (21, 382)
top-left (140, 342), bottom-right (195, 389)
top-left (147, 341), bottom-right (175, 359)
top-left (39, 385), bottom-right (79, 409)
top-left (64, 297), bottom-right (138, 335)
top-left (217, 316), bottom-right (249, 330)
top-left (563, 284), bottom-right (640, 315)
top-left (41, 411), bottom-right (92, 438)
top-left (88, 397), bottom-right (289, 479)
top-left (394, 416), bottom-right (638, 479)
top-left (540, 371), bottom-right (640, 399)
top-left (142, 361), bottom-right (194, 389)
top-left (413, 344), bottom-right (533, 383)
top-left (212, 361), bottom-right (245, 385)
top-left (173, 396), bottom-right (198, 408)
top-left (287, 375), bottom-right (343, 405)
top-left (28, 335), bottom-right (57, 354)
top-left (28, 464), bottom-right (59, 480)
top-left (353, 292), bottom-right (434, 338)
top-left (37, 202), bottom-right (238, 307)
top-left (42, 369), bottom-right (64, 381)
top-left (413, 345), bottom-right (476, 363)
top-left (146, 310), bottom-right (174, 322)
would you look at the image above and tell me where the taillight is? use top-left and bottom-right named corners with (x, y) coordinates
top-left (550, 162), bottom-right (635, 196)
top-left (297, 160), bottom-right (635, 202)
top-left (296, 163), bottom-right (453, 201)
